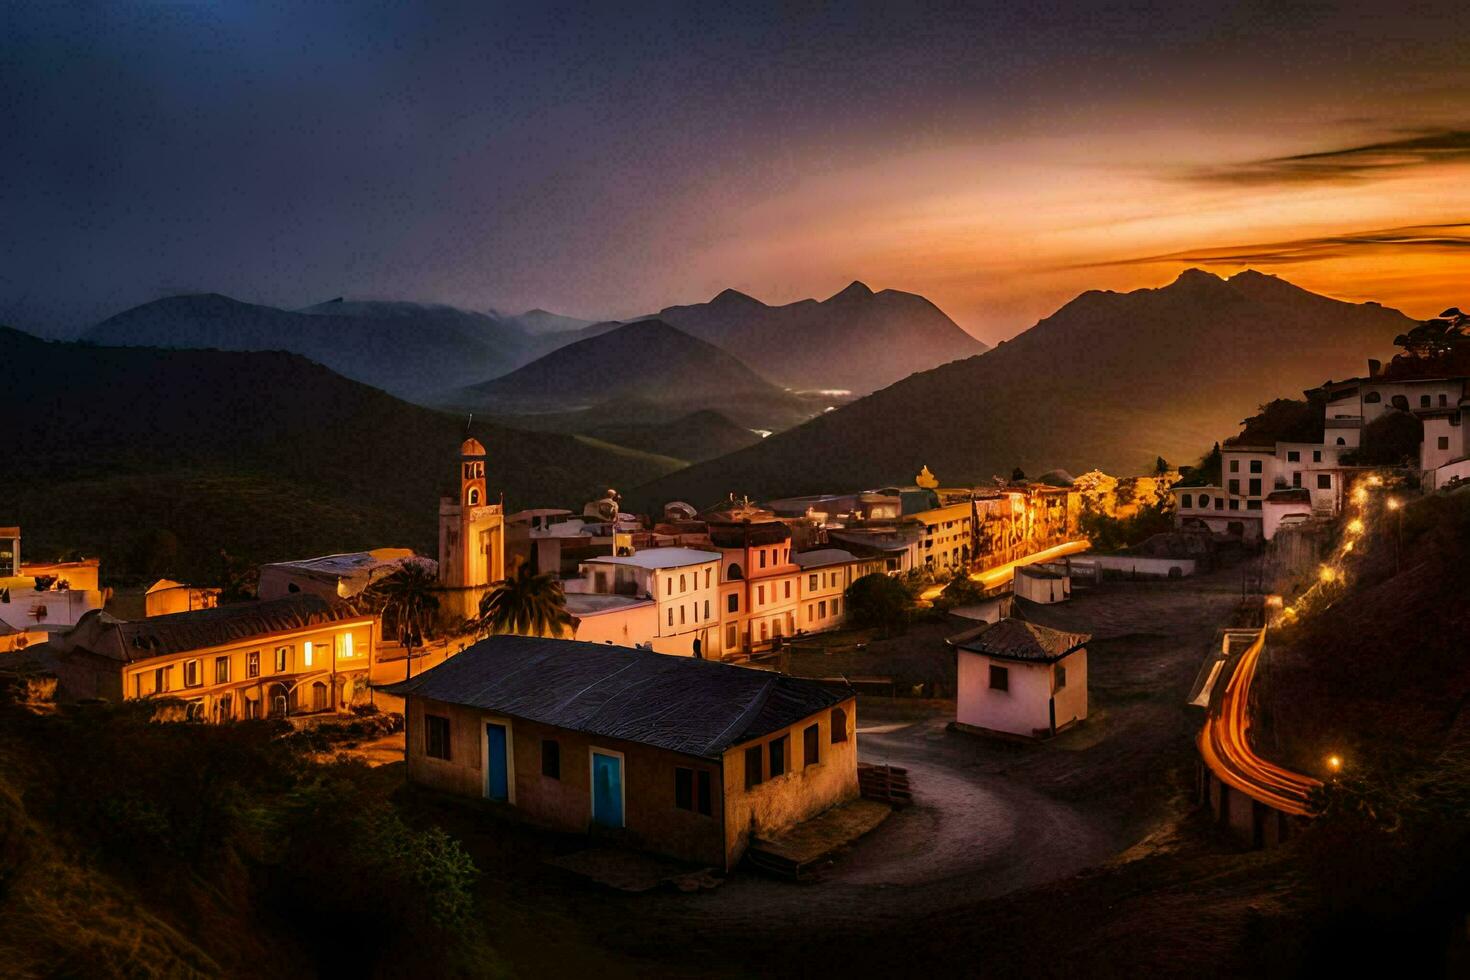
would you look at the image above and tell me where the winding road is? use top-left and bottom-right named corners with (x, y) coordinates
top-left (920, 539), bottom-right (1092, 601)
top-left (1197, 627), bottom-right (1319, 816)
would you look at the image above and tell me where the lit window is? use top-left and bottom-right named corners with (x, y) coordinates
top-left (274, 646), bottom-right (289, 672)
top-left (339, 632), bottom-right (355, 659)
top-left (303, 642), bottom-right (314, 668)
top-left (183, 659), bottom-right (202, 688)
top-left (214, 656), bottom-right (230, 684)
top-left (247, 651), bottom-right (260, 678)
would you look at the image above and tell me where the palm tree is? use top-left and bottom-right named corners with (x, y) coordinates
top-left (363, 560), bottom-right (441, 679)
top-left (472, 559), bottom-right (574, 639)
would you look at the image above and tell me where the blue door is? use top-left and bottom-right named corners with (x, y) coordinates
top-left (485, 723), bottom-right (509, 801)
top-left (591, 751), bottom-right (624, 828)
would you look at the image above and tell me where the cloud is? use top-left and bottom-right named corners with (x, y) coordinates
top-left (1179, 129), bottom-right (1470, 186)
top-left (1078, 222), bottom-right (1470, 270)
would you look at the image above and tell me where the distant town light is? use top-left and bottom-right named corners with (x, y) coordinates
top-left (1366, 475), bottom-right (1384, 487)
top-left (1386, 497), bottom-right (1401, 511)
top-left (1326, 754), bottom-right (1342, 773)
top-left (1347, 518), bottom-right (1364, 534)
top-left (1318, 566), bottom-right (1337, 583)
top-left (1352, 487), bottom-right (1368, 505)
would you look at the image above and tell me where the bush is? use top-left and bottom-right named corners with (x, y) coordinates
top-left (845, 573), bottom-right (913, 635)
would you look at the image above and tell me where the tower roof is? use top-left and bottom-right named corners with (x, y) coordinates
top-left (460, 437), bottom-right (486, 457)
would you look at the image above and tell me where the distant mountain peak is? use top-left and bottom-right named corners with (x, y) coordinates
top-left (829, 280), bottom-right (874, 301)
top-left (710, 287), bottom-right (763, 308)
top-left (1171, 268), bottom-right (1224, 286)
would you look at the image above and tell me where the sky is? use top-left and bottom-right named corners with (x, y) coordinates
top-left (3, 1), bottom-right (1468, 343)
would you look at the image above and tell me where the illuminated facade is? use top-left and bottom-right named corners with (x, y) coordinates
top-left (438, 438), bottom-right (506, 621)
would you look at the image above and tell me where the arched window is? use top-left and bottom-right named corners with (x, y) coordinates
top-left (726, 562), bottom-right (743, 581)
top-left (830, 707), bottom-right (849, 743)
top-left (467, 487), bottom-right (480, 506)
top-left (1391, 394), bottom-right (1409, 412)
top-left (1364, 391), bottom-right (1381, 404)
top-left (1336, 437), bottom-right (1346, 445)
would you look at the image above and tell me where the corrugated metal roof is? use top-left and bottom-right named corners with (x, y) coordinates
top-left (382, 636), bottom-right (845, 759)
top-left (584, 547), bottom-right (720, 570)
top-left (792, 548), bottom-right (858, 569)
top-left (950, 618), bottom-right (1089, 663)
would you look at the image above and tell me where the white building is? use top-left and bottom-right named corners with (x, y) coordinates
top-left (1013, 563), bottom-right (1070, 604)
top-left (0, 526), bottom-right (105, 637)
top-left (792, 548), bottom-right (884, 633)
top-left (570, 547), bottom-right (722, 657)
top-left (259, 548), bottom-right (428, 602)
top-left (950, 618), bottom-right (1089, 739)
top-left (564, 593), bottom-right (658, 649)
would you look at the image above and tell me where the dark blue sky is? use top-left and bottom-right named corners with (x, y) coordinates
top-left (4, 2), bottom-right (1466, 339)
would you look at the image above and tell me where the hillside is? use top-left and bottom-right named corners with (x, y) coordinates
top-left (583, 409), bottom-right (763, 464)
top-left (442, 319), bottom-right (813, 430)
top-left (82, 294), bottom-right (543, 401)
top-left (644, 281), bottom-right (988, 393)
top-left (630, 270), bottom-right (1413, 509)
top-left (0, 327), bottom-right (678, 583)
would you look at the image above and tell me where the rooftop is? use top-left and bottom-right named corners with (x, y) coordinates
top-left (381, 636), bottom-right (846, 759)
top-left (585, 547), bottom-right (720, 570)
top-left (62, 595), bottom-right (366, 663)
top-left (948, 617), bottom-right (1090, 663)
top-left (792, 548), bottom-right (859, 569)
top-left (564, 593), bottom-right (654, 616)
top-left (261, 548), bottom-right (418, 579)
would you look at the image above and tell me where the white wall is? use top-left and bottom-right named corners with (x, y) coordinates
top-left (572, 603), bottom-right (659, 650)
top-left (1085, 555), bottom-right (1196, 577)
top-left (0, 587), bottom-right (103, 632)
top-left (957, 650), bottom-right (1053, 737)
top-left (1015, 569), bottom-right (1068, 603)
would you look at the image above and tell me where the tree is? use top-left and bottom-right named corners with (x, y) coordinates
top-left (845, 572), bottom-right (912, 636)
top-left (1011, 467), bottom-right (1027, 483)
top-left (471, 559), bottom-right (573, 639)
top-left (1154, 455), bottom-right (1171, 476)
top-left (363, 561), bottom-right (441, 679)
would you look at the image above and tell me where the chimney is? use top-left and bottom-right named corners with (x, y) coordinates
top-left (1367, 358), bottom-right (1381, 378)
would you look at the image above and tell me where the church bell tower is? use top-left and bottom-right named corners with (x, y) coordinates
top-left (439, 438), bottom-right (505, 591)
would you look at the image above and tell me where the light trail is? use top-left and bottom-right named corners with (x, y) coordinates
top-left (920, 539), bottom-right (1091, 601)
top-left (1197, 628), bottom-right (1320, 817)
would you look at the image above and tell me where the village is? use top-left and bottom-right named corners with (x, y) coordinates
top-left (3, 307), bottom-right (1467, 938)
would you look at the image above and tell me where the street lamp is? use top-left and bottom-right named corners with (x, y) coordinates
top-left (1325, 754), bottom-right (1342, 775)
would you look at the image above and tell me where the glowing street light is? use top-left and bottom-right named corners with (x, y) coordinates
top-left (1318, 566), bottom-right (1337, 583)
top-left (1386, 497), bottom-right (1401, 511)
top-left (1352, 487), bottom-right (1368, 505)
top-left (1326, 754), bottom-right (1342, 774)
top-left (1346, 518), bottom-right (1364, 534)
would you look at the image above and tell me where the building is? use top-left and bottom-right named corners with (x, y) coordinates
top-left (949, 618), bottom-right (1089, 738)
top-left (438, 438), bottom-right (506, 621)
top-left (258, 548), bottom-right (425, 602)
top-left (0, 526), bottom-right (105, 636)
top-left (384, 635), bottom-right (858, 870)
top-left (144, 579), bottom-right (221, 617)
top-left (569, 547), bottom-right (722, 657)
top-left (1013, 563), bottom-right (1070, 604)
top-left (43, 595), bottom-right (376, 721)
top-left (563, 593), bottom-right (658, 648)
top-left (792, 548), bottom-right (882, 633)
top-left (707, 514), bottom-right (800, 657)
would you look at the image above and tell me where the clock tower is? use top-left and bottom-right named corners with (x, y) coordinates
top-left (439, 438), bottom-right (505, 595)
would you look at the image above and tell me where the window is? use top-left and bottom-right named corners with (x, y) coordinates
top-left (1247, 500), bottom-right (1261, 511)
top-left (338, 632), bottom-right (355, 659)
top-left (726, 623), bottom-right (738, 650)
top-left (303, 641), bottom-right (314, 668)
top-left (1214, 498), bottom-right (1224, 511)
top-left (274, 646), bottom-right (289, 672)
top-left (679, 574), bottom-right (686, 592)
top-left (247, 650), bottom-right (260, 678)
top-left (1199, 494), bottom-right (1210, 508)
top-left (803, 723), bottom-right (820, 767)
top-left (425, 714), bottom-right (451, 760)
top-left (1312, 450), bottom-right (1322, 462)
top-left (757, 585), bottom-right (765, 605)
top-left (668, 608), bottom-right (675, 627)
top-left (1421, 394), bottom-right (1431, 408)
top-left (675, 766), bottom-right (694, 810)
top-left (1228, 479), bottom-right (1240, 495)
top-left (541, 739), bottom-right (560, 779)
top-left (1439, 436), bottom-right (1451, 451)
top-left (1229, 459), bottom-right (1239, 473)
top-left (1440, 394), bottom-right (1449, 407)
top-left (1249, 460), bottom-right (1262, 473)
top-left (214, 656), bottom-right (230, 684)
top-left (784, 581), bottom-right (791, 599)
top-left (1286, 450), bottom-right (1300, 462)
top-left (1336, 437), bottom-right (1346, 445)
top-left (703, 599), bottom-right (710, 620)
top-left (1055, 665), bottom-right (1067, 690)
top-left (679, 605), bottom-right (686, 625)
top-left (1292, 472), bottom-right (1301, 487)
top-left (154, 666), bottom-right (170, 693)
top-left (759, 549), bottom-right (767, 569)
top-left (809, 574), bottom-right (818, 591)
top-left (831, 708), bottom-right (848, 742)
top-left (697, 770), bottom-right (712, 815)
top-left (1364, 391), bottom-right (1381, 404)
top-left (1317, 474), bottom-right (1331, 489)
top-left (768, 735), bottom-right (788, 778)
top-left (705, 568), bottom-right (711, 588)
top-left (1248, 478), bottom-right (1261, 496)
top-left (727, 593), bottom-right (738, 613)
top-left (744, 745), bottom-right (763, 788)
top-left (1229, 500), bottom-right (1239, 511)
top-left (1181, 494), bottom-right (1193, 509)
top-left (989, 664), bottom-right (1009, 691)
top-left (183, 659), bottom-right (202, 688)
top-left (311, 681), bottom-right (328, 711)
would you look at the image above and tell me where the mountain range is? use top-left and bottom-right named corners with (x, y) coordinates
top-left (441, 318), bottom-right (816, 430)
top-left (629, 281), bottom-right (987, 393)
top-left (628, 270), bottom-right (1415, 509)
top-left (1, 326), bottom-right (678, 582)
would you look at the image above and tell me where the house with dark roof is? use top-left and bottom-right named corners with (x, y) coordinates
top-left (43, 595), bottom-right (376, 722)
top-left (947, 618), bottom-right (1089, 738)
top-left (382, 635), bottom-right (859, 869)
